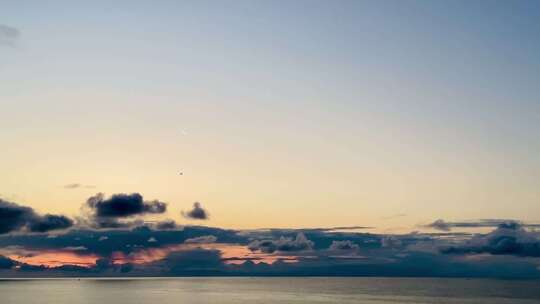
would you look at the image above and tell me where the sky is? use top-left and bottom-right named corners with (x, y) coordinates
top-left (1, 1), bottom-right (540, 277)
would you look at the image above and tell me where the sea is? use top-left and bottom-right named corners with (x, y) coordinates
top-left (1, 277), bottom-right (539, 304)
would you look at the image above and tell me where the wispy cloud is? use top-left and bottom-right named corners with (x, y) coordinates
top-left (382, 213), bottom-right (407, 220)
top-left (184, 235), bottom-right (218, 244)
top-left (0, 24), bottom-right (20, 47)
top-left (64, 183), bottom-right (96, 189)
top-left (424, 219), bottom-right (540, 232)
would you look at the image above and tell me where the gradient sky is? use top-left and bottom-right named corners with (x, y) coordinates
top-left (1, 0), bottom-right (540, 232)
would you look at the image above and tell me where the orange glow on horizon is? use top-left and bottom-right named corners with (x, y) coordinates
top-left (8, 251), bottom-right (99, 268)
top-left (4, 243), bottom-right (300, 268)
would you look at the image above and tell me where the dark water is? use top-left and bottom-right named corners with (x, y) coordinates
top-left (1, 277), bottom-right (539, 304)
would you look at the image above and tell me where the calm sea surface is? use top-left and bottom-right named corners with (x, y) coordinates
top-left (1, 277), bottom-right (539, 304)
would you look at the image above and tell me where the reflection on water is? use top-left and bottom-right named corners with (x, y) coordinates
top-left (1, 277), bottom-right (540, 304)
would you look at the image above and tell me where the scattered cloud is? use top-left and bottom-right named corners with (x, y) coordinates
top-left (84, 193), bottom-right (167, 228)
top-left (87, 193), bottom-right (167, 218)
top-left (181, 202), bottom-right (209, 220)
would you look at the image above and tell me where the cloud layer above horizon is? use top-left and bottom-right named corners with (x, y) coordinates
top-left (0, 194), bottom-right (540, 278)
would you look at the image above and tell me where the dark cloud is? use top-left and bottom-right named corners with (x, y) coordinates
top-left (0, 199), bottom-right (73, 234)
top-left (248, 233), bottom-right (314, 253)
top-left (328, 240), bottom-right (359, 251)
top-left (163, 248), bottom-right (223, 274)
top-left (184, 235), bottom-right (217, 244)
top-left (440, 222), bottom-right (540, 257)
top-left (87, 193), bottom-right (167, 218)
top-left (83, 193), bottom-right (167, 228)
top-left (0, 199), bottom-right (35, 234)
top-left (28, 214), bottom-right (74, 233)
top-left (155, 220), bottom-right (180, 230)
top-left (0, 225), bottom-right (244, 259)
top-left (94, 258), bottom-right (113, 270)
top-left (120, 263), bottom-right (134, 273)
top-left (380, 236), bottom-right (404, 248)
top-left (0, 255), bottom-right (16, 269)
top-left (181, 202), bottom-right (208, 220)
top-left (0, 24), bottom-right (19, 46)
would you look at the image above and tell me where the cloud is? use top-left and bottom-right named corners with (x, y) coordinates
top-left (120, 263), bottom-right (134, 273)
top-left (424, 219), bottom-right (540, 232)
top-left (380, 236), bottom-right (403, 248)
top-left (94, 258), bottom-right (113, 270)
top-left (0, 199), bottom-right (35, 234)
top-left (83, 193), bottom-right (167, 228)
top-left (6, 233), bottom-right (537, 278)
top-left (87, 193), bottom-right (167, 218)
top-left (184, 235), bottom-right (217, 244)
top-left (328, 240), bottom-right (359, 251)
top-left (301, 226), bottom-right (373, 232)
top-left (28, 214), bottom-right (73, 233)
top-left (441, 222), bottom-right (540, 257)
top-left (155, 220), bottom-right (180, 230)
top-left (1, 207), bottom-right (540, 279)
top-left (63, 246), bottom-right (88, 251)
top-left (163, 248), bottom-right (223, 274)
top-left (425, 219), bottom-right (451, 231)
top-left (181, 202), bottom-right (209, 220)
top-left (248, 233), bottom-right (314, 253)
top-left (0, 225), bottom-right (245, 261)
top-left (64, 184), bottom-right (96, 189)
top-left (0, 24), bottom-right (19, 47)
top-left (0, 199), bottom-right (73, 234)
top-left (382, 213), bottom-right (407, 220)
top-left (0, 255), bottom-right (16, 269)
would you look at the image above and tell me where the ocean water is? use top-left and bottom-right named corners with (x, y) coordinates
top-left (1, 277), bottom-right (539, 304)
